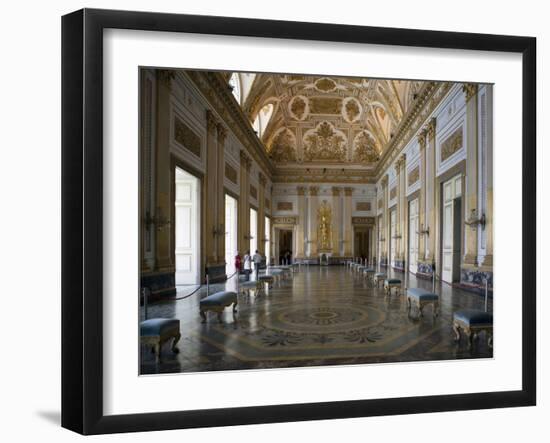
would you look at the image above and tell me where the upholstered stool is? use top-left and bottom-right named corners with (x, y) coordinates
top-left (374, 273), bottom-right (387, 288)
top-left (407, 288), bottom-right (440, 317)
top-left (239, 280), bottom-right (263, 297)
top-left (384, 278), bottom-right (402, 296)
top-left (259, 274), bottom-right (275, 289)
top-left (363, 267), bottom-right (375, 281)
top-left (140, 318), bottom-right (181, 363)
top-left (199, 291), bottom-right (238, 323)
top-left (453, 309), bottom-right (493, 347)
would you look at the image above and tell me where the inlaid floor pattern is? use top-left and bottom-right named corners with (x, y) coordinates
top-left (141, 266), bottom-right (492, 374)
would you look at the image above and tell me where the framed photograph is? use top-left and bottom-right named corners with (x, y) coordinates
top-left (62, 8), bottom-right (536, 435)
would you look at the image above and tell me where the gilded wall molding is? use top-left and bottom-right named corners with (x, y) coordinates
top-left (462, 83), bottom-right (478, 102)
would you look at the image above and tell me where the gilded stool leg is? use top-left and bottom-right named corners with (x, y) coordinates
top-left (154, 342), bottom-right (161, 364)
top-left (453, 322), bottom-right (461, 342)
top-left (200, 310), bottom-right (207, 323)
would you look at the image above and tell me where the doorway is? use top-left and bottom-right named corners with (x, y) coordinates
top-left (441, 174), bottom-right (462, 283)
top-left (225, 194), bottom-right (238, 275)
top-left (353, 227), bottom-right (370, 261)
top-left (265, 216), bottom-right (271, 265)
top-left (408, 198), bottom-right (419, 274)
top-left (174, 166), bottom-right (200, 285)
top-left (249, 207), bottom-right (258, 255)
top-left (278, 229), bottom-right (293, 264)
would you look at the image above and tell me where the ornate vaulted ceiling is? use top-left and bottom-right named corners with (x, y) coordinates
top-left (238, 74), bottom-right (428, 171)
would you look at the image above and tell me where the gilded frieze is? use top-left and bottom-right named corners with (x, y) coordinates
top-left (174, 116), bottom-right (201, 158)
top-left (353, 131), bottom-right (380, 163)
top-left (356, 202), bottom-right (371, 211)
top-left (303, 121), bottom-right (347, 162)
top-left (440, 126), bottom-right (463, 162)
top-left (268, 128), bottom-right (297, 163)
top-left (277, 201), bottom-right (293, 211)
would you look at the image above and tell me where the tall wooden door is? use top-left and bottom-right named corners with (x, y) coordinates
top-left (175, 167), bottom-right (200, 285)
top-left (441, 175), bottom-right (462, 283)
top-left (408, 198), bottom-right (419, 274)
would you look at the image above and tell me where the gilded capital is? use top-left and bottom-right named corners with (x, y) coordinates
top-left (259, 172), bottom-right (267, 187)
top-left (239, 149), bottom-right (252, 170)
top-left (344, 187), bottom-right (353, 197)
top-left (426, 117), bottom-right (436, 140)
top-left (381, 175), bottom-right (389, 188)
top-left (206, 109), bottom-right (218, 133)
top-left (216, 123), bottom-right (227, 145)
top-left (297, 186), bottom-right (306, 196)
top-left (309, 186), bottom-right (319, 196)
top-left (417, 129), bottom-right (427, 151)
top-left (331, 186), bottom-right (341, 196)
top-left (462, 83), bottom-right (478, 102)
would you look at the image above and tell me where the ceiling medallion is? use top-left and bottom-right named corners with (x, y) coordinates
top-left (289, 95), bottom-right (308, 120)
top-left (314, 77), bottom-right (337, 92)
top-left (342, 97), bottom-right (362, 123)
top-left (353, 131), bottom-right (380, 163)
top-left (268, 128), bottom-right (297, 163)
top-left (303, 121), bottom-right (347, 162)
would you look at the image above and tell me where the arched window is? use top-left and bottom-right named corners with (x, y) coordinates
top-left (252, 103), bottom-right (274, 138)
top-left (229, 73), bottom-right (241, 104)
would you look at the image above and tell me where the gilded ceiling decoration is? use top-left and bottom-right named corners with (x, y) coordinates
top-left (235, 72), bottom-right (435, 172)
top-left (303, 121), bottom-right (347, 162)
top-left (268, 128), bottom-right (297, 163)
top-left (353, 131), bottom-right (380, 163)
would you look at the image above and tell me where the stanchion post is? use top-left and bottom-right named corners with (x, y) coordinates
top-left (484, 277), bottom-right (489, 313)
top-left (206, 274), bottom-right (210, 297)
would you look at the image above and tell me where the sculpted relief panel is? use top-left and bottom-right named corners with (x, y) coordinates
top-left (268, 128), bottom-right (297, 163)
top-left (303, 121), bottom-right (347, 162)
top-left (353, 131), bottom-right (380, 163)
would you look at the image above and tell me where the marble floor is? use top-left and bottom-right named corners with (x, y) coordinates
top-left (140, 266), bottom-right (493, 375)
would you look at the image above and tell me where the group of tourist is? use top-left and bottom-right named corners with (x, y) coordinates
top-left (235, 250), bottom-right (263, 280)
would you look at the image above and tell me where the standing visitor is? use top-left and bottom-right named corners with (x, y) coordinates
top-left (243, 250), bottom-right (251, 281)
top-left (253, 250), bottom-right (263, 280)
top-left (234, 252), bottom-right (242, 275)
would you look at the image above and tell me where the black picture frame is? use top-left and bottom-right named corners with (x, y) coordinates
top-left (61, 8), bottom-right (536, 435)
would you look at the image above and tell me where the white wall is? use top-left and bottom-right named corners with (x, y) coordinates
top-left (0, 1), bottom-right (547, 442)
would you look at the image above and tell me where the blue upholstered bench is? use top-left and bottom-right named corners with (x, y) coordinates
top-left (384, 278), bottom-right (402, 295)
top-left (239, 280), bottom-right (263, 296)
top-left (453, 309), bottom-right (493, 347)
top-left (407, 288), bottom-right (440, 317)
top-left (140, 318), bottom-right (181, 363)
top-left (374, 272), bottom-right (387, 288)
top-left (199, 291), bottom-right (238, 323)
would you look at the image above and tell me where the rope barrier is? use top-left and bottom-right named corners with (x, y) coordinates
top-left (164, 269), bottom-right (240, 301)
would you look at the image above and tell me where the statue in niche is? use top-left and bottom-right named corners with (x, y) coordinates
top-left (317, 200), bottom-right (332, 251)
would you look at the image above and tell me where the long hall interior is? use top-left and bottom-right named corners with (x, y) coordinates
top-left (139, 69), bottom-right (493, 374)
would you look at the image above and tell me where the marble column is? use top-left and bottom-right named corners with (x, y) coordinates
top-left (381, 175), bottom-right (389, 265)
top-left (393, 155), bottom-right (403, 266)
top-left (216, 123), bottom-right (227, 270)
top-left (308, 186), bottom-right (319, 256)
top-left (258, 172), bottom-right (267, 255)
top-left (154, 70), bottom-right (174, 272)
top-left (296, 186), bottom-right (306, 258)
top-left (331, 187), bottom-right (341, 256)
top-left (425, 118), bottom-right (437, 264)
top-left (463, 83), bottom-right (479, 266)
top-left (398, 153), bottom-right (407, 267)
top-left (238, 150), bottom-right (251, 255)
top-left (343, 187), bottom-right (353, 256)
top-left (205, 110), bottom-right (219, 265)
top-left (418, 130), bottom-right (427, 261)
top-left (482, 86), bottom-right (494, 268)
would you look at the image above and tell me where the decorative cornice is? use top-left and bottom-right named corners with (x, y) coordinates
top-left (462, 83), bottom-right (478, 102)
top-left (157, 69), bottom-right (175, 86)
top-left (186, 71), bottom-right (274, 177)
top-left (376, 82), bottom-right (452, 180)
top-left (272, 167), bottom-right (376, 184)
